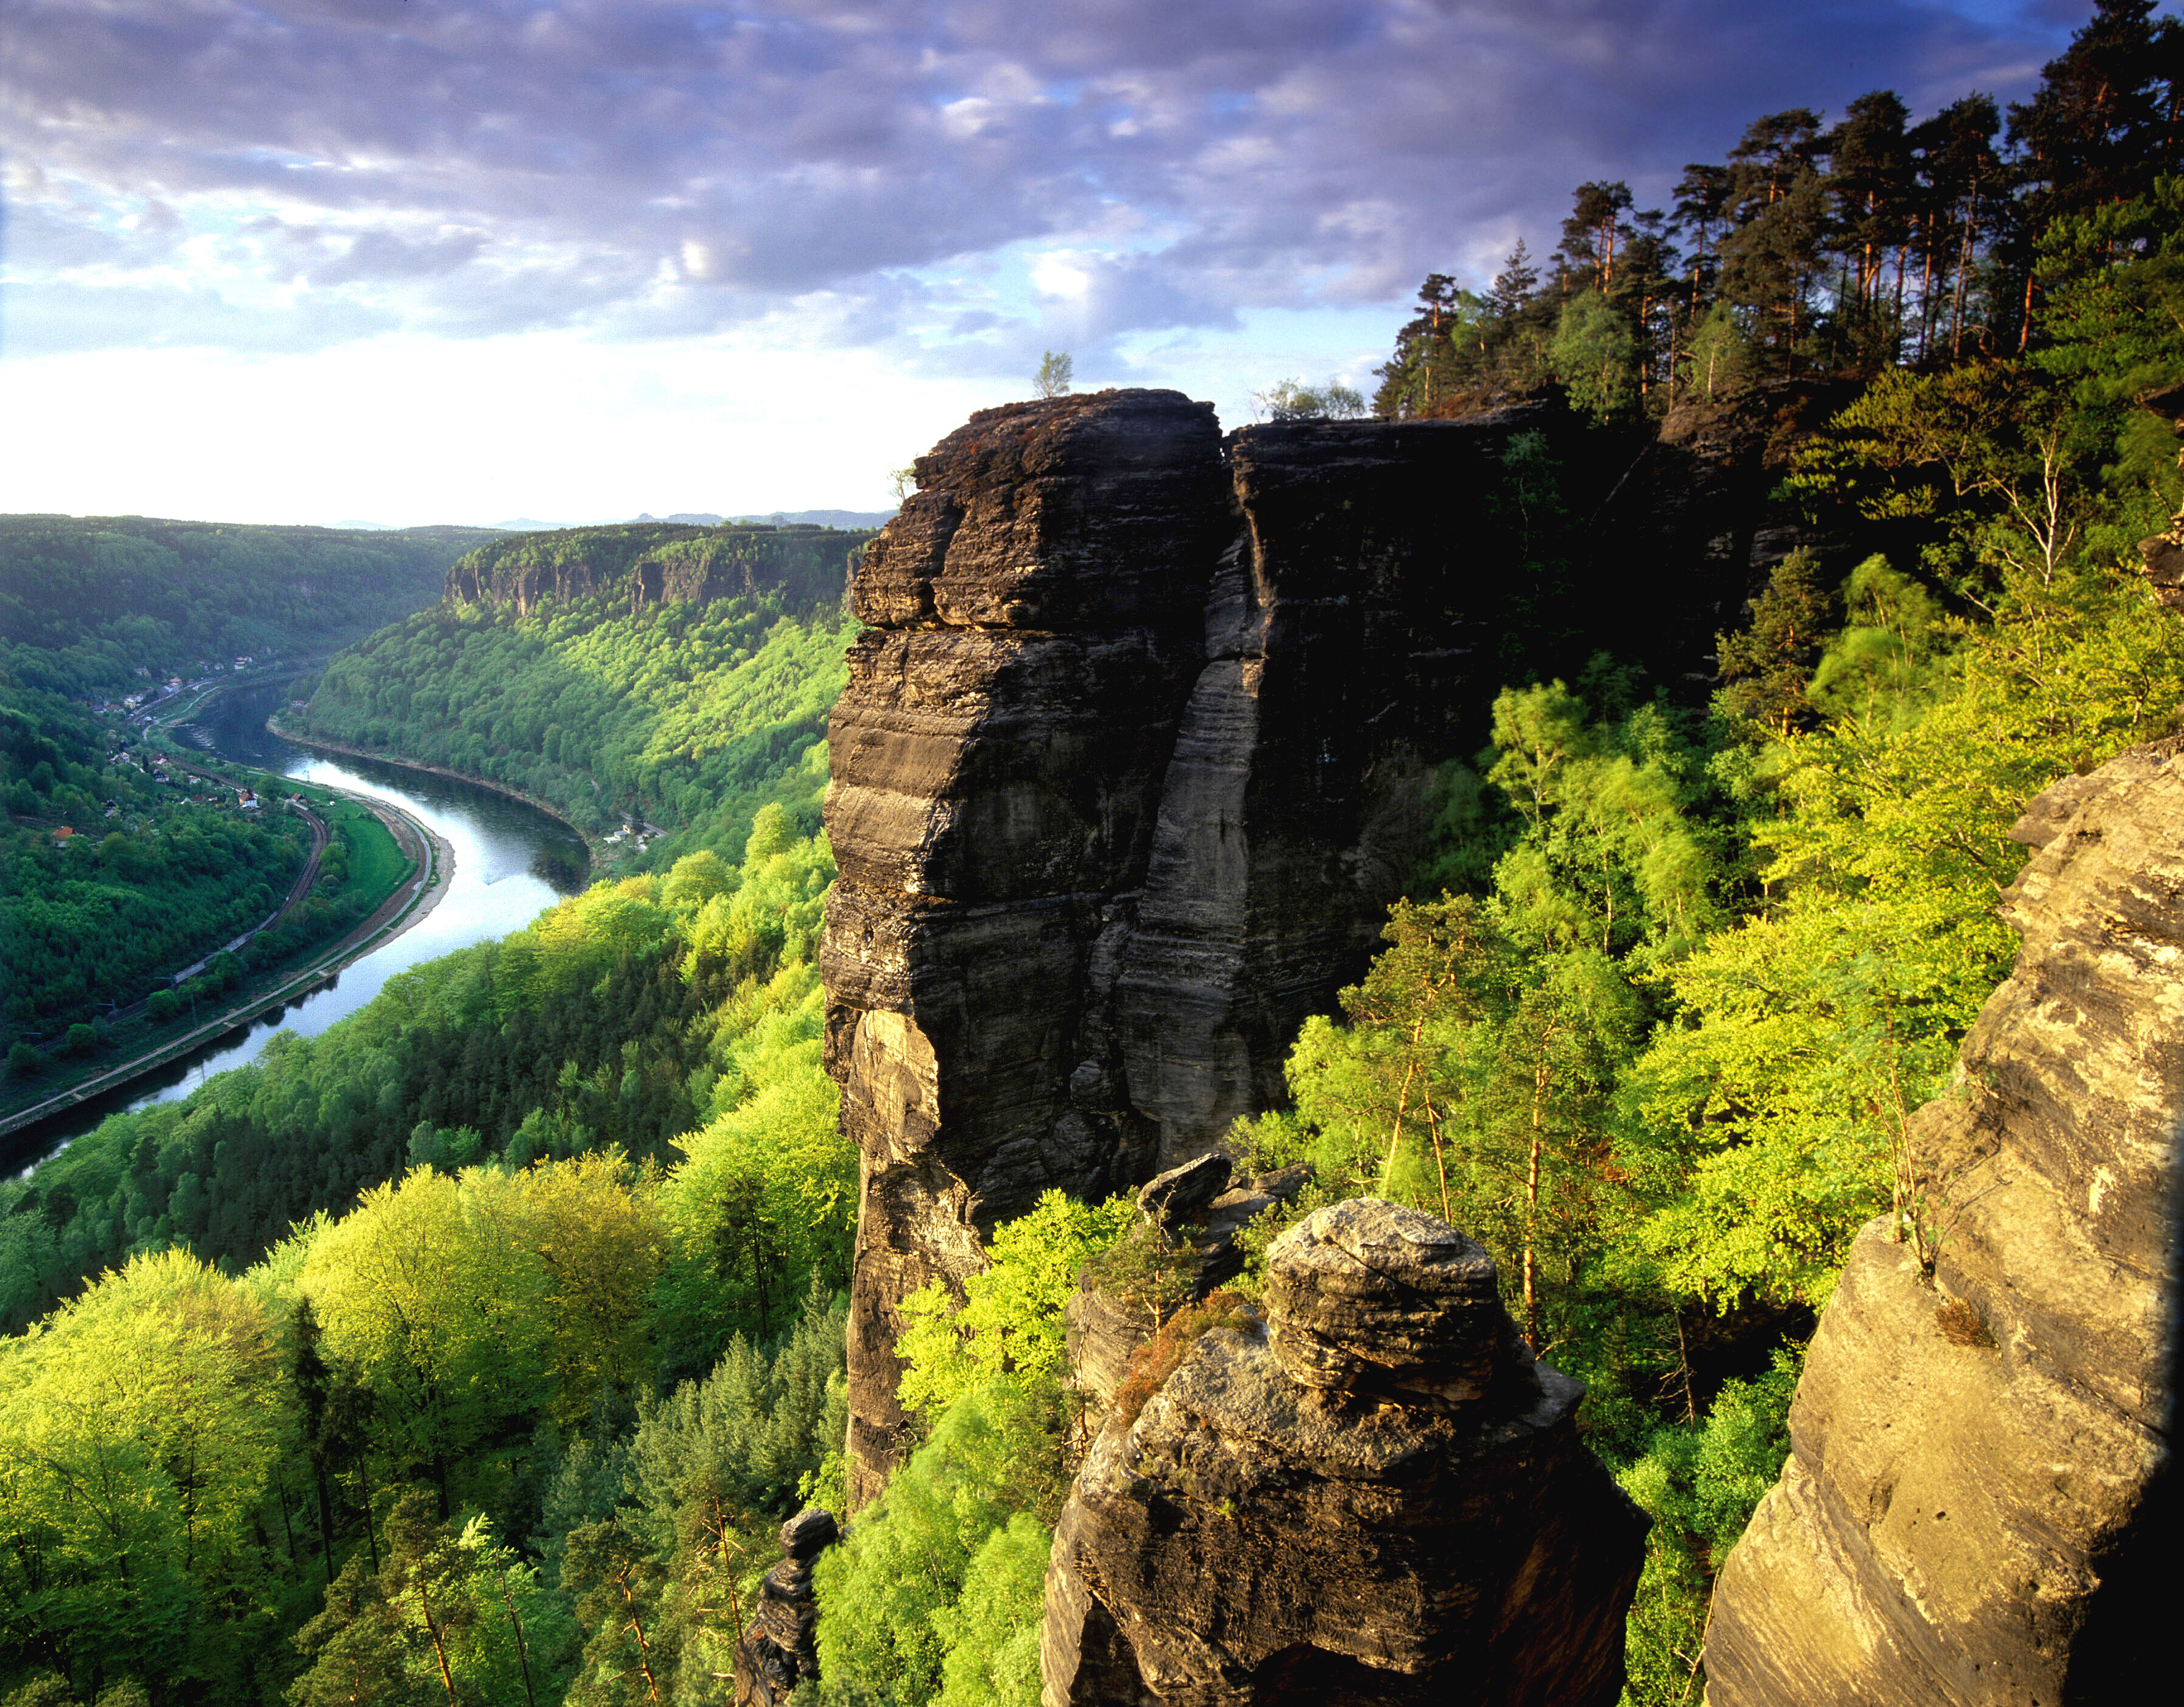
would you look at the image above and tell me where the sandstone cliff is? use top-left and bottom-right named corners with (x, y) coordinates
top-left (1701, 737), bottom-right (2183, 1703)
top-left (821, 388), bottom-right (1812, 1505)
top-left (1040, 1199), bottom-right (1646, 1706)
top-left (444, 520), bottom-right (867, 615)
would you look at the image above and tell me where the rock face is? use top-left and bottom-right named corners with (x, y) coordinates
top-left (1702, 739), bottom-right (2184, 1704)
top-left (1040, 1199), bottom-right (1647, 1706)
top-left (1066, 1155), bottom-right (1311, 1410)
top-left (733, 1507), bottom-right (839, 1707)
top-left (445, 520), bottom-right (866, 615)
top-left (822, 388), bottom-right (1809, 1505)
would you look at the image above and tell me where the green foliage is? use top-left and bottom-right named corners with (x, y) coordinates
top-left (1549, 290), bottom-right (1639, 422)
top-left (930, 1513), bottom-right (1049, 1707)
top-left (1252, 378), bottom-right (1368, 420)
top-left (0, 1250), bottom-right (282, 1687)
top-left (1716, 550), bottom-right (1831, 733)
top-left (293, 527), bottom-right (866, 868)
top-left (1033, 352), bottom-right (1073, 399)
top-left (812, 1383), bottom-right (1060, 1707)
top-left (1678, 303), bottom-right (1756, 402)
top-left (629, 1279), bottom-right (849, 1536)
top-left (894, 1191), bottom-right (1135, 1425)
top-left (291, 1495), bottom-right (576, 1707)
top-left (1611, 1351), bottom-right (1800, 1707)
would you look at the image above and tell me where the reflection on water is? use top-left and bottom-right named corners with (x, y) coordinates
top-left (11, 683), bottom-right (588, 1171)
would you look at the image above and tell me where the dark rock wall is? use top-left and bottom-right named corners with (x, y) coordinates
top-left (444, 521), bottom-right (865, 616)
top-left (822, 391), bottom-right (1229, 1506)
top-left (822, 388), bottom-right (1799, 1506)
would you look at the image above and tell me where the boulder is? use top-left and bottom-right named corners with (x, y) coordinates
top-left (1067, 1161), bottom-right (1311, 1410)
top-left (1042, 1200), bottom-right (1646, 1707)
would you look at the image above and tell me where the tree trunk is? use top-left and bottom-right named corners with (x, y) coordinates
top-left (1525, 1053), bottom-right (1548, 1352)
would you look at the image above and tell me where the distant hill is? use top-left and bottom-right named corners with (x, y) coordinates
top-left (730, 508), bottom-right (895, 530)
top-left (0, 514), bottom-right (501, 698)
top-left (467, 509), bottom-right (898, 532)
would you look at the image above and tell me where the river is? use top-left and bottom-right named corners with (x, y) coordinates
top-left (10, 683), bottom-right (589, 1171)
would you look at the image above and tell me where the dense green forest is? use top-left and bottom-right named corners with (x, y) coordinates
top-left (1373, 0), bottom-right (2184, 423)
top-left (0, 694), bottom-right (405, 1079)
top-left (1, 515), bottom-right (494, 1070)
top-left (287, 524), bottom-right (869, 867)
top-left (0, 516), bottom-right (498, 701)
top-left (3, 9), bottom-right (2182, 1707)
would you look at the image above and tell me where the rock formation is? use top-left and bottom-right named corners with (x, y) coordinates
top-left (733, 1507), bottom-right (838, 1707)
top-left (822, 387), bottom-right (1817, 1504)
top-left (1040, 1199), bottom-right (1647, 1706)
top-left (2135, 381), bottom-right (2184, 613)
top-left (1702, 735), bottom-right (2184, 1703)
top-left (1065, 1153), bottom-right (1311, 1411)
top-left (444, 520), bottom-right (867, 615)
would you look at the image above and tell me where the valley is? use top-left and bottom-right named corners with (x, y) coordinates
top-left (4, 12), bottom-right (2184, 1705)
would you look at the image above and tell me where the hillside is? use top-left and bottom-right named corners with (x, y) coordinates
top-left (1, 516), bottom-right (488, 1084)
top-left (4, 11), bottom-right (2183, 1707)
top-left (286, 521), bottom-right (872, 865)
top-left (0, 515), bottom-right (500, 698)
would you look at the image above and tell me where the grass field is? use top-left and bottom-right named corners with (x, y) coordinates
top-left (324, 799), bottom-right (413, 907)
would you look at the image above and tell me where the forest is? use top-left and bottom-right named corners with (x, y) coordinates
top-left (0, 693), bottom-right (408, 1086)
top-left (3, 6), bottom-right (2183, 1706)
top-left (1373, 0), bottom-right (2183, 426)
top-left (0, 517), bottom-right (497, 703)
top-left (286, 525), bottom-right (869, 869)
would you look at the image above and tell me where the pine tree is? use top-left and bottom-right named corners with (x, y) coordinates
top-left (1718, 551), bottom-right (1833, 734)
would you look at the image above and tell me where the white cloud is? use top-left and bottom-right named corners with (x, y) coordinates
top-left (0, 0), bottom-right (2075, 520)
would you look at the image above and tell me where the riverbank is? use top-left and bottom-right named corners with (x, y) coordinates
top-left (0, 790), bottom-right (453, 1144)
top-left (268, 718), bottom-right (607, 875)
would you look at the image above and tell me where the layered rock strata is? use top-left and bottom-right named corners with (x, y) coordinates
top-left (1040, 1199), bottom-right (1647, 1706)
top-left (822, 387), bottom-right (1809, 1504)
top-left (1702, 739), bottom-right (2184, 1703)
top-left (445, 521), bottom-right (864, 615)
top-left (733, 1507), bottom-right (838, 1707)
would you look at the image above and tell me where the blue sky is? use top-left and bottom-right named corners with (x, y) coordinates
top-left (0, 1), bottom-right (2109, 525)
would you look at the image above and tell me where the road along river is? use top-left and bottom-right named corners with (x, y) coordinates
top-left (8, 683), bottom-right (588, 1171)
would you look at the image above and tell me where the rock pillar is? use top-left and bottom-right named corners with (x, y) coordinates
top-left (1040, 1199), bottom-right (1647, 1707)
top-left (734, 1508), bottom-right (839, 1706)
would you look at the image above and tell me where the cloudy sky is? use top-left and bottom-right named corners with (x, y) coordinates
top-left (0, 0), bottom-right (2093, 526)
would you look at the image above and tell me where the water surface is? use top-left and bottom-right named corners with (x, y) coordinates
top-left (10, 683), bottom-right (587, 1170)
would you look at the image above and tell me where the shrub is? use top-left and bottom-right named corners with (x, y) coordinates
top-left (1110, 1290), bottom-right (1258, 1432)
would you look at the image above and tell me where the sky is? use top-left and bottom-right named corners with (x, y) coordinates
top-left (0, 0), bottom-right (2104, 527)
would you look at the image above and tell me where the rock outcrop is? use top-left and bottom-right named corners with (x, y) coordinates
top-left (445, 520), bottom-right (867, 615)
top-left (733, 1507), bottom-right (838, 1707)
top-left (2135, 381), bottom-right (2184, 613)
top-left (1040, 1199), bottom-right (1646, 1706)
top-left (1065, 1154), bottom-right (1311, 1410)
top-left (1702, 738), bottom-right (2184, 1703)
top-left (822, 387), bottom-right (1816, 1504)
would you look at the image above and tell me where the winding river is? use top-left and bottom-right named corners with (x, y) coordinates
top-left (10, 683), bottom-right (588, 1171)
